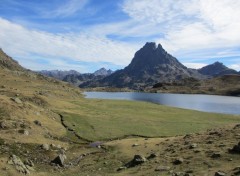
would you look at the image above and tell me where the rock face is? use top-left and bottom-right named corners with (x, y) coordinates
top-left (7, 155), bottom-right (33, 174)
top-left (81, 42), bottom-right (202, 89)
top-left (93, 68), bottom-right (114, 76)
top-left (198, 62), bottom-right (238, 77)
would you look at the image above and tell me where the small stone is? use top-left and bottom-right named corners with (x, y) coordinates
top-left (0, 121), bottom-right (7, 129)
top-left (34, 120), bottom-right (42, 126)
top-left (173, 158), bottom-right (184, 165)
top-left (189, 143), bottom-right (197, 149)
top-left (18, 129), bottom-right (29, 136)
top-left (155, 166), bottom-right (170, 172)
top-left (211, 153), bottom-right (221, 158)
top-left (11, 97), bottom-right (22, 104)
top-left (117, 166), bottom-right (127, 171)
top-left (41, 144), bottom-right (50, 151)
top-left (147, 153), bottom-right (157, 159)
top-left (132, 143), bottom-right (139, 147)
top-left (215, 171), bottom-right (226, 176)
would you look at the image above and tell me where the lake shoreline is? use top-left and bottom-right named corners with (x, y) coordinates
top-left (84, 91), bottom-right (240, 115)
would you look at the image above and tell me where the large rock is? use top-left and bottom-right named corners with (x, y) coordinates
top-left (51, 154), bottom-right (67, 167)
top-left (125, 155), bottom-right (147, 168)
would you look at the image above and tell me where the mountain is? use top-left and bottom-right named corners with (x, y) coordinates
top-left (94, 68), bottom-right (114, 76)
top-left (81, 42), bottom-right (202, 89)
top-left (0, 48), bottom-right (25, 71)
top-left (198, 62), bottom-right (238, 76)
top-left (38, 70), bottom-right (80, 80)
top-left (63, 73), bottom-right (105, 86)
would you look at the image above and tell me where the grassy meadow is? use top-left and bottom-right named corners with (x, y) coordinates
top-left (59, 98), bottom-right (240, 141)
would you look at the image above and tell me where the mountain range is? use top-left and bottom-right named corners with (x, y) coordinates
top-left (79, 42), bottom-right (239, 89)
top-left (8, 42), bottom-right (239, 90)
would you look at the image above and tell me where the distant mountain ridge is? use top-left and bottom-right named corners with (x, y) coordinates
top-left (38, 70), bottom-right (81, 80)
top-left (198, 61), bottom-right (238, 76)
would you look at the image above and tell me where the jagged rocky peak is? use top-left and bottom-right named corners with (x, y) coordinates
top-left (126, 42), bottom-right (185, 73)
top-left (94, 67), bottom-right (113, 76)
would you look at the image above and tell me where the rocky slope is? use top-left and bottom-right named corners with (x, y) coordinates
top-left (81, 42), bottom-right (203, 89)
top-left (198, 62), bottom-right (238, 77)
top-left (0, 48), bottom-right (25, 71)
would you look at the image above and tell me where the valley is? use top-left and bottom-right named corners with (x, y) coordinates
top-left (1, 48), bottom-right (240, 175)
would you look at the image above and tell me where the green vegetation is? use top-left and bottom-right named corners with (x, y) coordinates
top-left (62, 99), bottom-right (240, 141)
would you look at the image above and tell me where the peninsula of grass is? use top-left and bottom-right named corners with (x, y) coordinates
top-left (60, 98), bottom-right (240, 141)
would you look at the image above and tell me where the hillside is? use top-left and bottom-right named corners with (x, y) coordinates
top-left (0, 49), bottom-right (240, 175)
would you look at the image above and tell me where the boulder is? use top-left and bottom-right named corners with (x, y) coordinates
top-left (125, 155), bottom-right (147, 168)
top-left (51, 154), bottom-right (67, 167)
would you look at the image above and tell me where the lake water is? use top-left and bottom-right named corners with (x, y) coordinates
top-left (84, 92), bottom-right (240, 115)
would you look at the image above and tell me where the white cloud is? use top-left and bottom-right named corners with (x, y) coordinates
top-left (183, 62), bottom-right (207, 69)
top-left (0, 18), bottom-right (137, 71)
top-left (41, 0), bottom-right (89, 18)
top-left (229, 64), bottom-right (240, 71)
top-left (122, 0), bottom-right (240, 59)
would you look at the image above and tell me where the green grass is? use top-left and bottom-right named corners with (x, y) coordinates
top-left (62, 99), bottom-right (240, 141)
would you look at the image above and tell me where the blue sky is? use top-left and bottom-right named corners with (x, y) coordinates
top-left (0, 0), bottom-right (240, 72)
